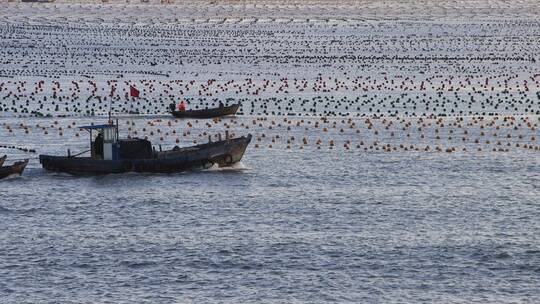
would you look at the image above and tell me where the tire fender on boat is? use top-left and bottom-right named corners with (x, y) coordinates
top-left (224, 154), bottom-right (233, 165)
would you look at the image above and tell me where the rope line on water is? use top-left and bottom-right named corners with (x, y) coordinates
top-left (0, 144), bottom-right (37, 153)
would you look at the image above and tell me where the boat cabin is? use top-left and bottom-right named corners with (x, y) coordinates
top-left (80, 124), bottom-right (119, 160)
top-left (80, 124), bottom-right (152, 160)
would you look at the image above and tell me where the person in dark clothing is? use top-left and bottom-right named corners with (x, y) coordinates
top-left (94, 132), bottom-right (103, 159)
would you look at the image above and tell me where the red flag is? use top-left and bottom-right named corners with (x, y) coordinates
top-left (130, 86), bottom-right (140, 97)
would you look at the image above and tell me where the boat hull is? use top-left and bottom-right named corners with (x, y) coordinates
top-left (171, 103), bottom-right (240, 119)
top-left (39, 135), bottom-right (251, 175)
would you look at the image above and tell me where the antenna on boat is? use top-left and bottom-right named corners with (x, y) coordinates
top-left (108, 95), bottom-right (113, 125)
top-left (108, 96), bottom-right (118, 140)
top-left (108, 95), bottom-right (120, 140)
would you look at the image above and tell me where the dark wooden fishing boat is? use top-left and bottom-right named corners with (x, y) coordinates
top-left (169, 103), bottom-right (240, 119)
top-left (0, 155), bottom-right (6, 167)
top-left (39, 123), bottom-right (251, 175)
top-left (0, 159), bottom-right (29, 180)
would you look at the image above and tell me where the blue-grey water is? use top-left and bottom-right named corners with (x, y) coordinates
top-left (1, 116), bottom-right (539, 303)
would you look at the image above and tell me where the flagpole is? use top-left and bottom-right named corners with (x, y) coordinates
top-left (108, 84), bottom-right (114, 125)
top-left (108, 96), bottom-right (112, 125)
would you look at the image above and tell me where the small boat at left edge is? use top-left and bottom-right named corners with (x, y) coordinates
top-left (0, 158), bottom-right (29, 180)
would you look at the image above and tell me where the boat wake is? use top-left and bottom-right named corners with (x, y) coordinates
top-left (203, 162), bottom-right (249, 172)
top-left (0, 173), bottom-right (22, 181)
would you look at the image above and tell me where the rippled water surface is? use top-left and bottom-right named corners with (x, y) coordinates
top-left (1, 116), bottom-right (539, 303)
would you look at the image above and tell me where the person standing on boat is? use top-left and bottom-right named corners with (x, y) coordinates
top-left (178, 100), bottom-right (186, 112)
top-left (94, 132), bottom-right (103, 159)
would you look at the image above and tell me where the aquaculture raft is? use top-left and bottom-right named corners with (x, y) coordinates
top-left (170, 103), bottom-right (240, 119)
top-left (39, 123), bottom-right (251, 175)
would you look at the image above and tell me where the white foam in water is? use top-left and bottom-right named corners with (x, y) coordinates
top-left (203, 162), bottom-right (248, 172)
top-left (0, 173), bottom-right (22, 181)
top-left (228, 162), bottom-right (248, 170)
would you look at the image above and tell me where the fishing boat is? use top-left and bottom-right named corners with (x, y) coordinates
top-left (169, 103), bottom-right (240, 119)
top-left (0, 159), bottom-right (29, 180)
top-left (0, 155), bottom-right (6, 167)
top-left (39, 122), bottom-right (251, 175)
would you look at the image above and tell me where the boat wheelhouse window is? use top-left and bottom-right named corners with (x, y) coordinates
top-left (103, 127), bottom-right (117, 143)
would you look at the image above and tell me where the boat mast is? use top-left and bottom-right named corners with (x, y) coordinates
top-left (108, 100), bottom-right (112, 125)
